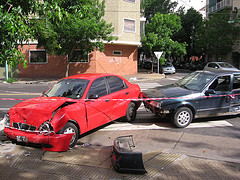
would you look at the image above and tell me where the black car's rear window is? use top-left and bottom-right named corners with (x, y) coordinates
top-left (43, 79), bottom-right (89, 99)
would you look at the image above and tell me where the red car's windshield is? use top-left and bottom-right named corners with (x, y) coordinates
top-left (43, 79), bottom-right (89, 99)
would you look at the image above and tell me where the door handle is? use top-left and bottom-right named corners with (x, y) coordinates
top-left (85, 99), bottom-right (95, 102)
top-left (105, 99), bottom-right (110, 102)
top-left (126, 92), bottom-right (129, 95)
top-left (226, 96), bottom-right (231, 103)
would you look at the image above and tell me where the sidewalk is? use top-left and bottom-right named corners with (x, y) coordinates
top-left (1, 70), bottom-right (165, 84)
top-left (1, 128), bottom-right (240, 179)
top-left (123, 71), bottom-right (165, 82)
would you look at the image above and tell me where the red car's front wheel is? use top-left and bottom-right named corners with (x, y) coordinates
top-left (59, 122), bottom-right (79, 148)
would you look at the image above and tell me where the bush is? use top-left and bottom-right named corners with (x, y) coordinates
top-left (7, 78), bottom-right (17, 83)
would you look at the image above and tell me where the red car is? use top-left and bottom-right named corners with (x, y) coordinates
top-left (3, 74), bottom-right (141, 151)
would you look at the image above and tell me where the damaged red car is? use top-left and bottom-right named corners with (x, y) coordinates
top-left (3, 74), bottom-right (141, 151)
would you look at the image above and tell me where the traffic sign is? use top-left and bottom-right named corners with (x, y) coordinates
top-left (154, 52), bottom-right (163, 59)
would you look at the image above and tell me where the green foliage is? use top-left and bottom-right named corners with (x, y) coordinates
top-left (159, 57), bottom-right (166, 65)
top-left (6, 77), bottom-right (17, 83)
top-left (141, 13), bottom-right (187, 64)
top-left (0, 1), bottom-right (37, 67)
top-left (174, 8), bottom-right (203, 57)
top-left (31, 0), bottom-right (116, 61)
top-left (0, 0), bottom-right (115, 69)
top-left (195, 9), bottom-right (237, 58)
top-left (141, 0), bottom-right (178, 21)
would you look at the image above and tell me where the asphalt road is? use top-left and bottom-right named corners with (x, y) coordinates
top-left (1, 71), bottom-right (240, 140)
top-left (1, 71), bottom-right (240, 179)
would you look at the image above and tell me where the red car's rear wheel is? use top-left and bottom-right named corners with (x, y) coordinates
top-left (125, 102), bottom-right (137, 122)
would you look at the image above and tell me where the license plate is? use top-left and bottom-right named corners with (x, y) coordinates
top-left (16, 136), bottom-right (28, 143)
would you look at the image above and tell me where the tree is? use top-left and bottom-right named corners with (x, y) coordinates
top-left (174, 8), bottom-right (203, 59)
top-left (141, 13), bottom-right (187, 71)
top-left (31, 0), bottom-right (116, 76)
top-left (141, 0), bottom-right (178, 21)
top-left (195, 9), bottom-right (238, 60)
top-left (0, 0), bottom-right (37, 67)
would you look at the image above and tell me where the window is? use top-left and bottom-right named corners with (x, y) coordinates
top-left (88, 77), bottom-right (108, 98)
top-left (208, 63), bottom-right (219, 69)
top-left (44, 79), bottom-right (89, 99)
top-left (209, 76), bottom-right (231, 92)
top-left (70, 50), bottom-right (89, 63)
top-left (113, 50), bottom-right (122, 56)
top-left (107, 76), bottom-right (127, 93)
top-left (233, 74), bottom-right (240, 89)
top-left (177, 72), bottom-right (214, 91)
top-left (29, 50), bottom-right (47, 64)
top-left (124, 0), bottom-right (136, 2)
top-left (124, 19), bottom-right (135, 33)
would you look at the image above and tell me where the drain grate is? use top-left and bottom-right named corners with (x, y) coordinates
top-left (143, 151), bottom-right (181, 178)
top-left (11, 148), bottom-right (124, 179)
top-left (10, 148), bottom-right (181, 179)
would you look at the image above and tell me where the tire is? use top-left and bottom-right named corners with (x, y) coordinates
top-left (125, 102), bottom-right (137, 122)
top-left (171, 107), bottom-right (193, 128)
top-left (59, 122), bottom-right (79, 148)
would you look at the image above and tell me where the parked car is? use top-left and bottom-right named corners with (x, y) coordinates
top-left (142, 57), bottom-right (153, 70)
top-left (3, 74), bottom-right (141, 151)
top-left (162, 62), bottom-right (176, 74)
top-left (204, 62), bottom-right (239, 72)
top-left (142, 61), bottom-right (152, 70)
top-left (142, 70), bottom-right (240, 128)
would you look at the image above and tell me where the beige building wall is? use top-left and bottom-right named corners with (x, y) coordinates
top-left (103, 0), bottom-right (141, 45)
top-left (233, 0), bottom-right (240, 9)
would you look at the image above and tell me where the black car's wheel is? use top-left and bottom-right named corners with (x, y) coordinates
top-left (125, 102), bottom-right (137, 122)
top-left (59, 122), bottom-right (79, 148)
top-left (172, 107), bottom-right (193, 128)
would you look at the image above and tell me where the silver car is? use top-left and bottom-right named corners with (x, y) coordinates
top-left (162, 62), bottom-right (176, 74)
top-left (204, 62), bottom-right (239, 72)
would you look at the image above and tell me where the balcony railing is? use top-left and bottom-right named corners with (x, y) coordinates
top-left (208, 0), bottom-right (233, 14)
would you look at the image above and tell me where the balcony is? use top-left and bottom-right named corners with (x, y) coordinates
top-left (208, 0), bottom-right (233, 14)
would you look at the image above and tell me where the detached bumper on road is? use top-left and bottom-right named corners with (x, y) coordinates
top-left (4, 127), bottom-right (73, 152)
top-left (111, 135), bottom-right (146, 174)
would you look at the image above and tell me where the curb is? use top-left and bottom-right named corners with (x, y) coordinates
top-left (1, 72), bottom-right (165, 85)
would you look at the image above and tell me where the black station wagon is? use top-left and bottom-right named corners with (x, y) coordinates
top-left (142, 70), bottom-right (240, 128)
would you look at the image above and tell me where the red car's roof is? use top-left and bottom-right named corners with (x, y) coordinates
top-left (64, 73), bottom-right (122, 81)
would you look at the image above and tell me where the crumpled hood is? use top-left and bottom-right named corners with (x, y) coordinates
top-left (8, 97), bottom-right (75, 128)
top-left (142, 84), bottom-right (195, 100)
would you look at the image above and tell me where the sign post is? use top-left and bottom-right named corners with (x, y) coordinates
top-left (154, 52), bottom-right (163, 74)
top-left (5, 60), bottom-right (8, 81)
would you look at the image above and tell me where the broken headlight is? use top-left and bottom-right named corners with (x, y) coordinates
top-left (3, 114), bottom-right (10, 127)
top-left (38, 121), bottom-right (53, 132)
top-left (150, 101), bottom-right (162, 108)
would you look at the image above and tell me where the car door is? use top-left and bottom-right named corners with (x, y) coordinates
top-left (85, 77), bottom-right (112, 130)
top-left (105, 76), bottom-right (131, 120)
top-left (230, 73), bottom-right (240, 113)
top-left (199, 75), bottom-right (231, 117)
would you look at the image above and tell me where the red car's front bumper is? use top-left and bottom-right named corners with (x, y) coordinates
top-left (4, 127), bottom-right (73, 152)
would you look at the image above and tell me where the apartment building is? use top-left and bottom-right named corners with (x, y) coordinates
top-left (18, 0), bottom-right (141, 78)
top-left (206, 0), bottom-right (240, 68)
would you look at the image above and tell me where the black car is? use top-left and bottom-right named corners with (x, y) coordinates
top-left (142, 70), bottom-right (240, 128)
